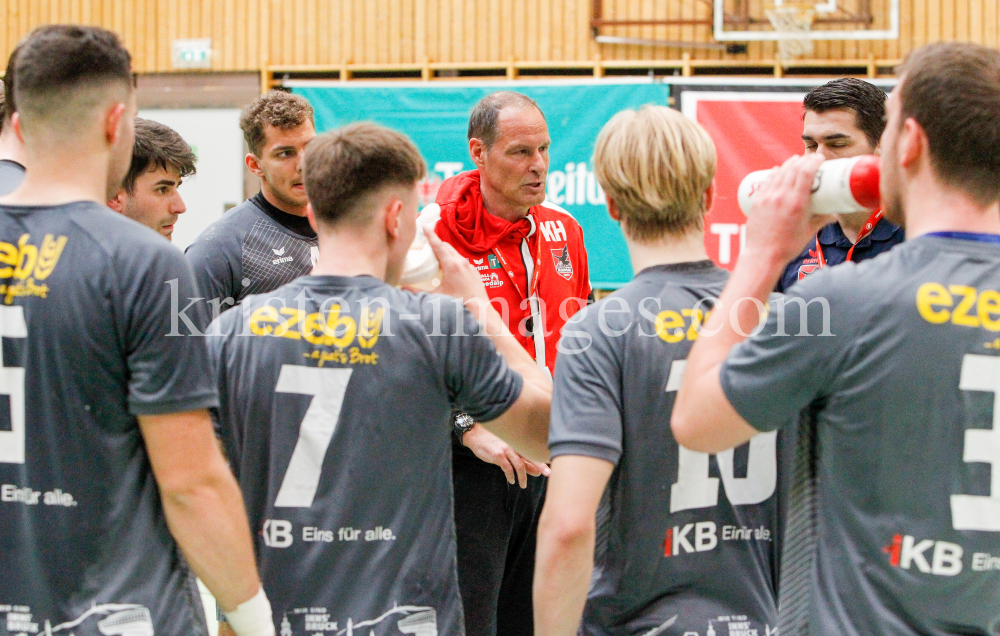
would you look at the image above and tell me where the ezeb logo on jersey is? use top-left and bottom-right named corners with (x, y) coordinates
top-left (249, 304), bottom-right (384, 351)
top-left (0, 233), bottom-right (68, 304)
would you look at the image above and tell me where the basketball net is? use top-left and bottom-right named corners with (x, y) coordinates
top-left (765, 5), bottom-right (816, 64)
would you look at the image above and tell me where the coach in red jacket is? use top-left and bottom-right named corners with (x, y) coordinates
top-left (434, 91), bottom-right (592, 636)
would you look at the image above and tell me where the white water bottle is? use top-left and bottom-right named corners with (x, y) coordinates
top-left (398, 203), bottom-right (443, 291)
top-left (737, 155), bottom-right (880, 216)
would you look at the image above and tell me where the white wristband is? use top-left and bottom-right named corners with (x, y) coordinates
top-left (224, 587), bottom-right (275, 636)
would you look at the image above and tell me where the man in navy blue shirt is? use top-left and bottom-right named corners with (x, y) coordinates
top-left (776, 78), bottom-right (904, 292)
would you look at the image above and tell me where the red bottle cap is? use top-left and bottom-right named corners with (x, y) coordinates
top-left (849, 155), bottom-right (881, 209)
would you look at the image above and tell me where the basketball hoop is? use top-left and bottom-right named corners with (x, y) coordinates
top-left (765, 4), bottom-right (817, 64)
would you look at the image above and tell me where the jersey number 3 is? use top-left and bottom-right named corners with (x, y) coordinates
top-left (273, 365), bottom-right (353, 508)
top-left (665, 360), bottom-right (777, 513)
top-left (0, 306), bottom-right (27, 464)
top-left (953, 354), bottom-right (1000, 531)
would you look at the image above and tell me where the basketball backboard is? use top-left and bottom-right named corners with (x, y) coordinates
top-left (713, 0), bottom-right (899, 40)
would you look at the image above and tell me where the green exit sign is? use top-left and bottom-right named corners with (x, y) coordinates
top-left (172, 39), bottom-right (213, 70)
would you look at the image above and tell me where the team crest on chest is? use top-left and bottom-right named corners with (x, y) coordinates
top-left (551, 245), bottom-right (573, 281)
top-left (798, 258), bottom-right (820, 281)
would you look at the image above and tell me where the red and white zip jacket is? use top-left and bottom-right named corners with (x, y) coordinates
top-left (433, 170), bottom-right (592, 376)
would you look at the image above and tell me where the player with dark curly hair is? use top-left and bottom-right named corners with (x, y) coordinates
top-left (185, 90), bottom-right (317, 325)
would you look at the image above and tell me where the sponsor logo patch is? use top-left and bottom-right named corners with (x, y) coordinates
top-left (271, 245), bottom-right (294, 265)
top-left (488, 254), bottom-right (501, 269)
top-left (482, 271), bottom-right (504, 289)
top-left (884, 533), bottom-right (964, 576)
top-left (663, 521), bottom-right (772, 557)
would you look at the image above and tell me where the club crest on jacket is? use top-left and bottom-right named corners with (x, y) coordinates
top-left (551, 245), bottom-right (573, 280)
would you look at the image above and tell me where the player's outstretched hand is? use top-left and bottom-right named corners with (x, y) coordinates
top-left (462, 423), bottom-right (550, 488)
top-left (745, 153), bottom-right (834, 265)
top-left (425, 225), bottom-right (490, 305)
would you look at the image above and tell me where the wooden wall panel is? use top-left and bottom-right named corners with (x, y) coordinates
top-left (0, 0), bottom-right (996, 75)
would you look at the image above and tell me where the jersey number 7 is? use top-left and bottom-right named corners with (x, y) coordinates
top-left (273, 365), bottom-right (353, 508)
top-left (665, 359), bottom-right (777, 513)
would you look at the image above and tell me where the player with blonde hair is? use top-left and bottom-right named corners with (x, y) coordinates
top-left (534, 105), bottom-right (782, 636)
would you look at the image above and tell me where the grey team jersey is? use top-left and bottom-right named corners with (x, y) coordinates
top-left (185, 193), bottom-right (317, 324)
top-left (551, 262), bottom-right (781, 636)
top-left (722, 236), bottom-right (1000, 635)
top-left (0, 202), bottom-right (216, 636)
top-left (208, 275), bottom-right (523, 636)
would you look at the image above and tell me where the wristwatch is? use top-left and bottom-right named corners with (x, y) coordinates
top-left (453, 412), bottom-right (476, 444)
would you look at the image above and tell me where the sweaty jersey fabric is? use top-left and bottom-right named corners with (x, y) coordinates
top-left (185, 192), bottom-right (317, 326)
top-left (776, 217), bottom-right (904, 293)
top-left (550, 262), bottom-right (781, 636)
top-left (722, 236), bottom-right (1000, 635)
top-left (434, 171), bottom-right (592, 376)
top-left (0, 159), bottom-right (26, 196)
top-left (209, 276), bottom-right (523, 636)
top-left (0, 202), bottom-right (216, 636)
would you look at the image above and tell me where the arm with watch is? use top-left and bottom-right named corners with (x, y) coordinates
top-left (426, 226), bottom-right (553, 465)
top-left (453, 413), bottom-right (551, 488)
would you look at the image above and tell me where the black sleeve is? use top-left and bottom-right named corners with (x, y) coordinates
top-left (121, 243), bottom-right (219, 415)
top-left (423, 296), bottom-right (524, 423)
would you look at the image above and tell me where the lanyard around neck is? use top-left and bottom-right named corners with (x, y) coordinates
top-left (815, 208), bottom-right (883, 267)
top-left (490, 217), bottom-right (542, 301)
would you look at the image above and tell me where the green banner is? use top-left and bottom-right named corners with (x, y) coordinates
top-left (291, 80), bottom-right (670, 288)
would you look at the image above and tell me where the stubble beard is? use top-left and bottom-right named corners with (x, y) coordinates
top-left (262, 168), bottom-right (307, 211)
top-left (879, 154), bottom-right (905, 229)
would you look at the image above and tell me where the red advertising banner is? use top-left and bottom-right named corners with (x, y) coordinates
top-left (680, 91), bottom-right (808, 270)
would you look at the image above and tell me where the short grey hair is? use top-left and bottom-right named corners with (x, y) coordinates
top-left (467, 91), bottom-right (545, 148)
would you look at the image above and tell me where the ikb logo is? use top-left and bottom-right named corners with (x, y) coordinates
top-left (263, 519), bottom-right (293, 548)
top-left (664, 521), bottom-right (718, 557)
top-left (884, 533), bottom-right (963, 576)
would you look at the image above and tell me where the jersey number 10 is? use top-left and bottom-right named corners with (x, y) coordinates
top-left (663, 356), bottom-right (1000, 530)
top-left (665, 360), bottom-right (777, 512)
